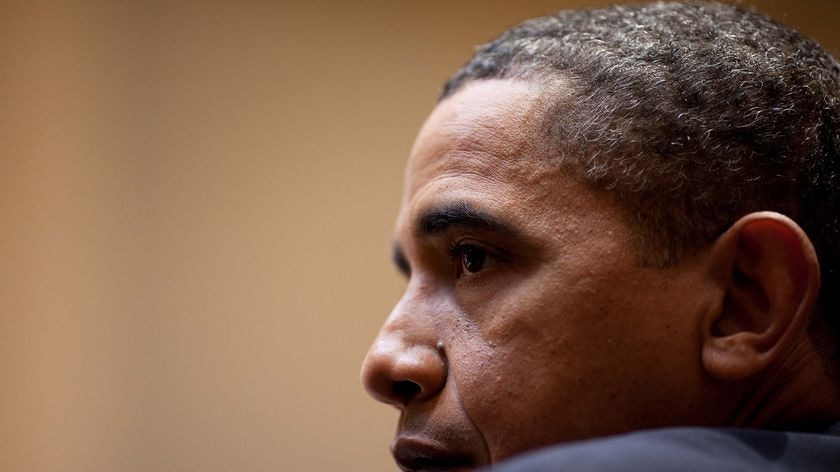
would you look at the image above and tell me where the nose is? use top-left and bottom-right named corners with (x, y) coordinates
top-left (360, 317), bottom-right (447, 408)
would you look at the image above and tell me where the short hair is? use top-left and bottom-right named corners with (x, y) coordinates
top-left (441, 1), bottom-right (840, 372)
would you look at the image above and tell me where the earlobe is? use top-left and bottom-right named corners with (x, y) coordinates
top-left (701, 212), bottom-right (820, 382)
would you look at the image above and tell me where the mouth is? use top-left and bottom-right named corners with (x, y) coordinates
top-left (391, 436), bottom-right (476, 472)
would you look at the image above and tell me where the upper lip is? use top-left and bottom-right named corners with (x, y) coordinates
top-left (391, 436), bottom-right (475, 472)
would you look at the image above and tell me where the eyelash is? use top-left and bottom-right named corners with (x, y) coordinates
top-left (445, 240), bottom-right (495, 278)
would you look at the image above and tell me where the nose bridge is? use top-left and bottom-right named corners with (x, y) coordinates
top-left (361, 282), bottom-right (447, 407)
top-left (384, 282), bottom-right (440, 341)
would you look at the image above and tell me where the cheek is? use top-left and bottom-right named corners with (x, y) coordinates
top-left (450, 337), bottom-right (588, 462)
top-left (444, 297), bottom-right (594, 461)
top-left (444, 270), bottom-right (686, 461)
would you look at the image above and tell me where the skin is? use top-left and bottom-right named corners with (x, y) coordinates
top-left (360, 79), bottom-right (839, 471)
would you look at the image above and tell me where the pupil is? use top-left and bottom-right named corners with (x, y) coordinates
top-left (462, 246), bottom-right (485, 273)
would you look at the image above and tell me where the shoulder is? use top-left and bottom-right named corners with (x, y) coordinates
top-left (488, 427), bottom-right (840, 472)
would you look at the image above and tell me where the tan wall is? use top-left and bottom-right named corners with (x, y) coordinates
top-left (2, 1), bottom-right (838, 471)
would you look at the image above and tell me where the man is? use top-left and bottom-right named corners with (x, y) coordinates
top-left (361, 2), bottom-right (840, 470)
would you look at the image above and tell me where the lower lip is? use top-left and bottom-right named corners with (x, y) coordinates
top-left (397, 461), bottom-right (474, 472)
top-left (392, 437), bottom-right (475, 472)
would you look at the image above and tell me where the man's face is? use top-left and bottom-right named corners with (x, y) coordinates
top-left (361, 79), bottom-right (720, 470)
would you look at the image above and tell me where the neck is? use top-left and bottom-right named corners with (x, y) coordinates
top-left (727, 337), bottom-right (840, 431)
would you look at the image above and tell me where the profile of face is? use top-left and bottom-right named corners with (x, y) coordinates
top-left (361, 79), bottom-right (734, 470)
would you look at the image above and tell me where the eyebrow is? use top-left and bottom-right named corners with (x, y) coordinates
top-left (415, 202), bottom-right (521, 238)
top-left (391, 202), bottom-right (524, 277)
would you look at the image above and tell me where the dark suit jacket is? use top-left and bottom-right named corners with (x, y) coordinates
top-left (487, 426), bottom-right (840, 471)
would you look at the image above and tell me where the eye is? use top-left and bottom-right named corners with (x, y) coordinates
top-left (461, 245), bottom-right (487, 273)
top-left (450, 242), bottom-right (496, 277)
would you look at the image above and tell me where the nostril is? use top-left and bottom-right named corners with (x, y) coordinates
top-left (392, 380), bottom-right (422, 401)
top-left (361, 338), bottom-right (447, 406)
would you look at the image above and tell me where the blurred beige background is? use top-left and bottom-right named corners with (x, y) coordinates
top-left (1, 1), bottom-right (838, 471)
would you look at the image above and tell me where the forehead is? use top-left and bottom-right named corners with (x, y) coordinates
top-left (397, 79), bottom-right (632, 259)
top-left (404, 80), bottom-right (548, 202)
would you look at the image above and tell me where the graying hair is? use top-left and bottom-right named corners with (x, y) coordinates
top-left (442, 1), bottom-right (840, 370)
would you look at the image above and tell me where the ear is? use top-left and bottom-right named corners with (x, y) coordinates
top-left (702, 212), bottom-right (820, 381)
